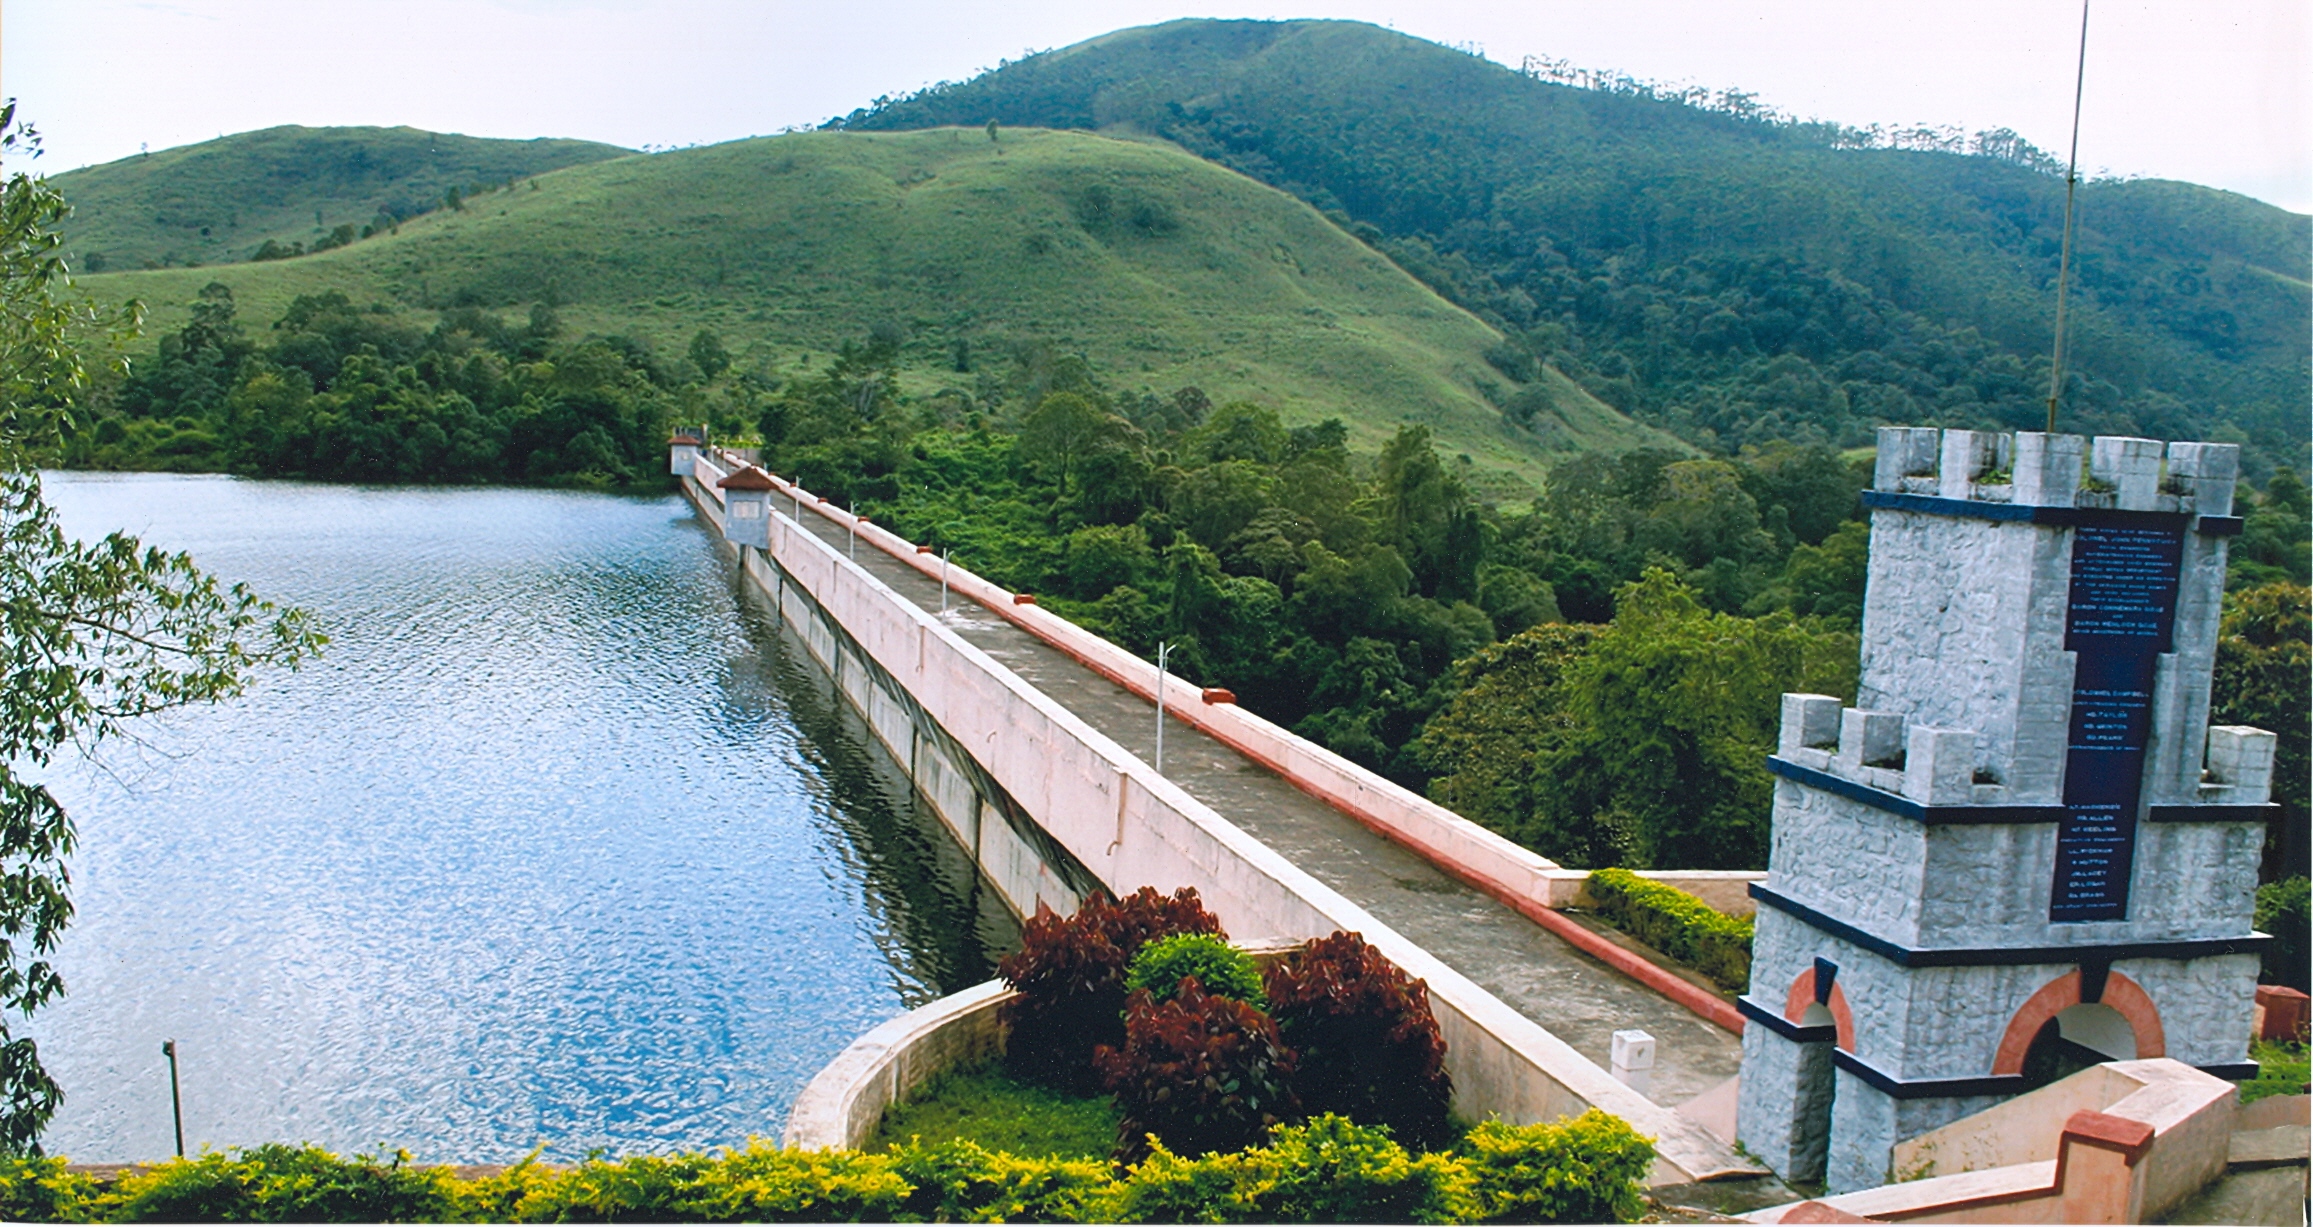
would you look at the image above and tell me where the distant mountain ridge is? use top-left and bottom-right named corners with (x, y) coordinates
top-left (839, 18), bottom-right (2310, 473)
top-left (71, 128), bottom-right (1671, 492)
top-left (52, 125), bottom-right (630, 271)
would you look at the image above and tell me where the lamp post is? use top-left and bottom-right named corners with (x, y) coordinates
top-left (1154, 642), bottom-right (1173, 772)
top-left (162, 1040), bottom-right (184, 1157)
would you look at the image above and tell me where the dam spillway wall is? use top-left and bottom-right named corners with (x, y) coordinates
top-left (679, 454), bottom-right (1751, 1183)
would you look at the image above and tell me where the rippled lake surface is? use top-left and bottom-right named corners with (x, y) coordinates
top-left (29, 472), bottom-right (1018, 1163)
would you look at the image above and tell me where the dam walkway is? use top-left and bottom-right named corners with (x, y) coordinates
top-left (773, 500), bottom-right (1743, 1111)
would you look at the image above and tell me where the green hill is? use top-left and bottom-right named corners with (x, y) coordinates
top-left (840, 18), bottom-right (2311, 475)
top-left (71, 127), bottom-right (1672, 489)
top-left (51, 125), bottom-right (629, 272)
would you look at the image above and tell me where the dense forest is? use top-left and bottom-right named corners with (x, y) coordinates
top-left (840, 19), bottom-right (2310, 479)
top-left (74, 288), bottom-right (2310, 873)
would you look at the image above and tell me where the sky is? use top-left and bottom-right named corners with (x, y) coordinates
top-left (3, 0), bottom-right (2308, 212)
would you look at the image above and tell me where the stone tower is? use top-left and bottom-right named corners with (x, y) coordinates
top-left (1733, 427), bottom-right (2277, 1193)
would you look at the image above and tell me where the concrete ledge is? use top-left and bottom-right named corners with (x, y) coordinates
top-left (782, 980), bottom-right (1013, 1152)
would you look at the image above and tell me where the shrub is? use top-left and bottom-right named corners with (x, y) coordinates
top-left (1111, 1115), bottom-right (1474, 1224)
top-left (1099, 978), bottom-right (1299, 1163)
top-left (0, 1157), bottom-right (97, 1223)
top-left (2255, 876), bottom-right (2309, 991)
top-left (1127, 933), bottom-right (1267, 1008)
top-left (1460, 1110), bottom-right (1655, 1224)
top-left (462, 1142), bottom-right (910, 1222)
top-left (1237, 1114), bottom-right (1476, 1224)
top-left (998, 887), bottom-right (1223, 1094)
top-left (1263, 931), bottom-right (1455, 1151)
top-left (1584, 868), bottom-right (1753, 991)
top-left (887, 1138), bottom-right (1115, 1223)
top-left (16, 1117), bottom-right (1662, 1223)
top-left (97, 1144), bottom-right (459, 1222)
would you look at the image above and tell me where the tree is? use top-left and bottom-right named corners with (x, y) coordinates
top-left (0, 104), bottom-right (324, 1153)
top-left (2211, 583), bottom-right (2310, 880)
top-left (687, 329), bottom-right (732, 380)
top-left (1019, 391), bottom-right (1134, 499)
top-left (1532, 570), bottom-right (1856, 868)
top-left (1412, 624), bottom-right (1599, 848)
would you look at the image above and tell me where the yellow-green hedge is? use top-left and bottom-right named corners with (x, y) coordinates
top-left (1585, 868), bottom-right (1753, 991)
top-left (1, 1111), bottom-right (1654, 1223)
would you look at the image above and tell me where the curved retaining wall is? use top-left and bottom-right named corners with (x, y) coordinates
top-left (783, 980), bottom-right (1014, 1153)
top-left (683, 455), bottom-right (1753, 1183)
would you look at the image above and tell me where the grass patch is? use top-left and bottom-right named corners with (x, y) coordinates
top-left (2243, 1039), bottom-right (2309, 1104)
top-left (870, 1061), bottom-right (1121, 1159)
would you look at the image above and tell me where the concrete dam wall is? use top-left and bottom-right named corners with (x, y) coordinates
top-left (677, 450), bottom-right (1751, 1183)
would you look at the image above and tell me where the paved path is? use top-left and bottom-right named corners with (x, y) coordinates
top-left (778, 509), bottom-right (1742, 1108)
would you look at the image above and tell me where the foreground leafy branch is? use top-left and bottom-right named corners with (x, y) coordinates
top-left (0, 102), bottom-right (324, 1153)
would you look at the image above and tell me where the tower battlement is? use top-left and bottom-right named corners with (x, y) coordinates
top-left (1735, 427), bottom-right (2275, 1193)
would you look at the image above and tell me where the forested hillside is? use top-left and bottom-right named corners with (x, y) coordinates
top-left (70, 128), bottom-right (1670, 495)
top-left (840, 18), bottom-right (2311, 478)
top-left (51, 126), bottom-right (629, 272)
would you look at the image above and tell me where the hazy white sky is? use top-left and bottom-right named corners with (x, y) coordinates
top-left (4, 0), bottom-right (2308, 211)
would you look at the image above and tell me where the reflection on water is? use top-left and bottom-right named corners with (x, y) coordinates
top-left (29, 472), bottom-right (1017, 1163)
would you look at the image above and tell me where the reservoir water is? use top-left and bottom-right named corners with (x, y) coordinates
top-left (28, 472), bottom-right (1018, 1163)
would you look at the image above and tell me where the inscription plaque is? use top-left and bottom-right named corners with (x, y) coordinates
top-left (2052, 522), bottom-right (2184, 922)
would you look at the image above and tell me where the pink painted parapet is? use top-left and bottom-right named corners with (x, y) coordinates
top-left (725, 452), bottom-right (1744, 1035)
top-left (1749, 1059), bottom-right (2239, 1224)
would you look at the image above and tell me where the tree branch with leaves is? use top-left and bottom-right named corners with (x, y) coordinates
top-left (0, 101), bottom-right (324, 1154)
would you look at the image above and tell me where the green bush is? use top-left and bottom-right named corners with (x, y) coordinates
top-left (1126, 933), bottom-right (1266, 1008)
top-left (887, 1138), bottom-right (1114, 1223)
top-left (1236, 1114), bottom-right (1476, 1224)
top-left (1460, 1110), bottom-right (1656, 1224)
top-left (0, 1157), bottom-right (97, 1223)
top-left (2255, 876), bottom-right (2309, 991)
top-left (1113, 1115), bottom-right (1476, 1224)
top-left (1584, 868), bottom-right (1753, 991)
top-left (13, 1113), bottom-right (1657, 1223)
top-left (98, 1144), bottom-right (459, 1223)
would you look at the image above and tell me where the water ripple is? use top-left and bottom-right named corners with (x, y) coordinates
top-left (27, 473), bottom-right (1015, 1164)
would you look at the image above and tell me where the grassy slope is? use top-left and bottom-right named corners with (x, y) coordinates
top-left (77, 128), bottom-right (1674, 489)
top-left (843, 19), bottom-right (2311, 463)
top-left (52, 125), bottom-right (630, 271)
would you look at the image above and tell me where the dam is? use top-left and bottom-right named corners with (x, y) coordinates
top-left (679, 443), bottom-right (1760, 1182)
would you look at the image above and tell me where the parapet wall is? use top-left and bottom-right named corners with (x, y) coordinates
top-left (680, 453), bottom-right (1753, 1184)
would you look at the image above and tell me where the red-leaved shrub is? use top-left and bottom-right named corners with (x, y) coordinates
top-left (997, 887), bottom-right (1222, 1094)
top-left (1097, 977), bottom-right (1300, 1163)
top-left (1262, 930), bottom-right (1454, 1150)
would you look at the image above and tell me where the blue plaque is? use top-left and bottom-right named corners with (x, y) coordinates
top-left (2051, 522), bottom-right (2185, 922)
